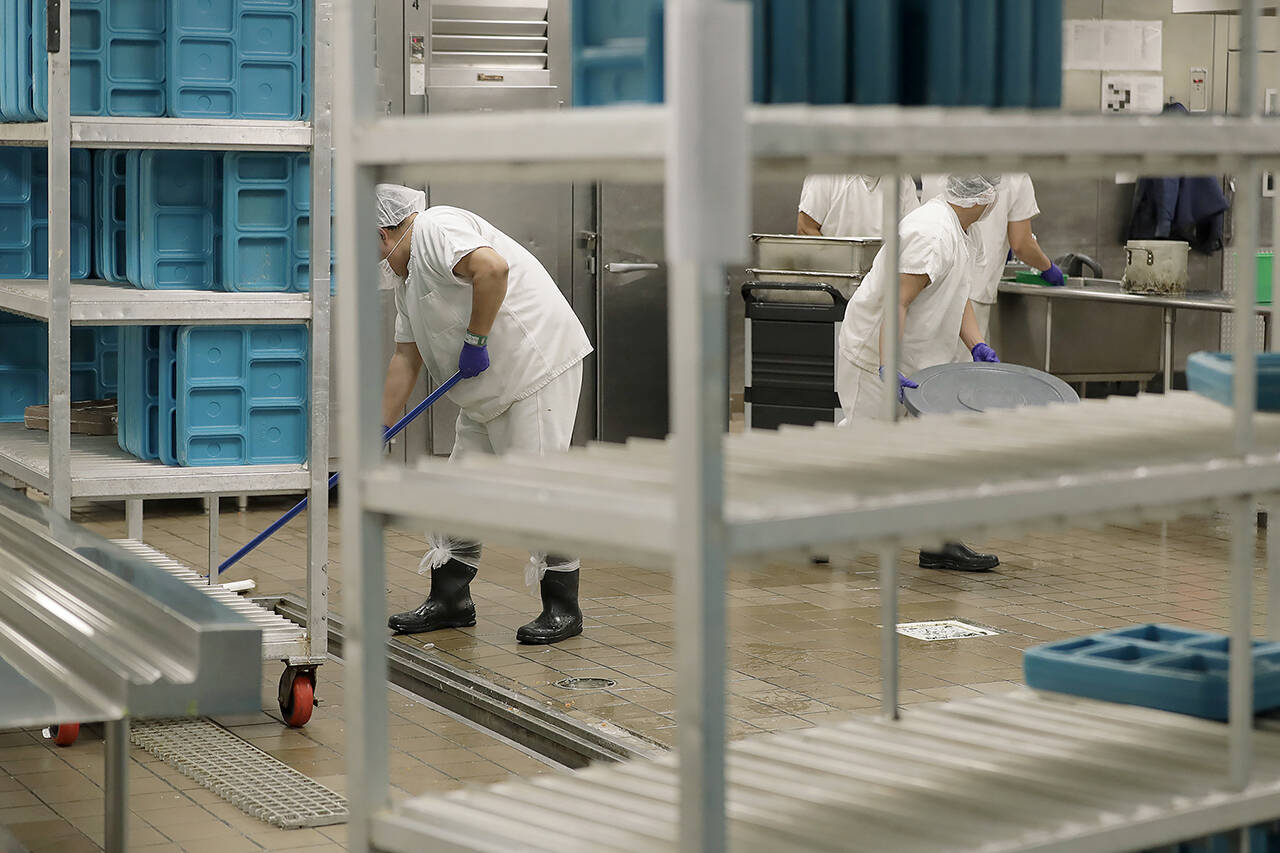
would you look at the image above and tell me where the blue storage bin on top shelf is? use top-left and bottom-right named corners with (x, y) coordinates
top-left (0, 147), bottom-right (92, 279)
top-left (176, 325), bottom-right (309, 466)
top-left (0, 311), bottom-right (117, 422)
top-left (1025, 623), bottom-right (1280, 722)
top-left (168, 0), bottom-right (305, 120)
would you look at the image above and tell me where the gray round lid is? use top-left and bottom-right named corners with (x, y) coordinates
top-left (902, 362), bottom-right (1080, 417)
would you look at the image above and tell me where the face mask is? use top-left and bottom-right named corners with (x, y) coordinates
top-left (377, 226), bottom-right (411, 289)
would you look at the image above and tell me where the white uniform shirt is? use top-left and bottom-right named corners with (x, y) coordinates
top-left (838, 198), bottom-right (976, 377)
top-left (394, 206), bottom-right (593, 423)
top-left (920, 173), bottom-right (1040, 304)
top-left (798, 175), bottom-right (920, 238)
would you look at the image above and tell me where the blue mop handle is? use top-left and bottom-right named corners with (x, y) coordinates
top-left (218, 372), bottom-right (463, 574)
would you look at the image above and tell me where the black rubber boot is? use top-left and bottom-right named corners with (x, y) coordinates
top-left (918, 542), bottom-right (1000, 572)
top-left (388, 558), bottom-right (478, 634)
top-left (516, 569), bottom-right (583, 645)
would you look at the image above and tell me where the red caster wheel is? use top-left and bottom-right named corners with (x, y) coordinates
top-left (49, 723), bottom-right (80, 747)
top-left (278, 666), bottom-right (316, 728)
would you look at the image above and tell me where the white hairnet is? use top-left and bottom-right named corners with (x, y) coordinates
top-left (375, 183), bottom-right (426, 228)
top-left (944, 174), bottom-right (1001, 208)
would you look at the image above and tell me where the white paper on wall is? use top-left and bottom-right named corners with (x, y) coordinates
top-left (1103, 74), bottom-right (1165, 114)
top-left (1064, 19), bottom-right (1163, 72)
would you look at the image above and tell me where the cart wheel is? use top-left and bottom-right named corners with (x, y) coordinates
top-left (50, 723), bottom-right (80, 747)
top-left (279, 667), bottom-right (315, 728)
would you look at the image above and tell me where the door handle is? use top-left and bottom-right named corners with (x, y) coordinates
top-left (604, 262), bottom-right (659, 274)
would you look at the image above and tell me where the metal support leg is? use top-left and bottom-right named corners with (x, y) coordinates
top-left (1163, 308), bottom-right (1175, 394)
top-left (237, 495), bottom-right (248, 512)
top-left (208, 496), bottom-right (220, 582)
top-left (103, 717), bottom-right (129, 853)
top-left (1270, 505), bottom-right (1280, 642)
top-left (1229, 494), bottom-right (1255, 791)
top-left (1043, 299), bottom-right (1053, 374)
top-left (125, 500), bottom-right (142, 541)
top-left (879, 548), bottom-right (899, 720)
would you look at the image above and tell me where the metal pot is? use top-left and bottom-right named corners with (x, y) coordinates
top-left (1121, 240), bottom-right (1189, 296)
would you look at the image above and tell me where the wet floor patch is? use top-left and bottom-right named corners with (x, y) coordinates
top-left (896, 620), bottom-right (1000, 641)
top-left (555, 677), bottom-right (618, 690)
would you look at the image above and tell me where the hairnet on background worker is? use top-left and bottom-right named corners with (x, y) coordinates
top-left (374, 183), bottom-right (594, 644)
top-left (923, 173), bottom-right (1063, 361)
top-left (796, 174), bottom-right (920, 238)
top-left (833, 174), bottom-right (1001, 573)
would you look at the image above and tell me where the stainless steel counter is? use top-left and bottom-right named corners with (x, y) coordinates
top-left (997, 278), bottom-right (1273, 391)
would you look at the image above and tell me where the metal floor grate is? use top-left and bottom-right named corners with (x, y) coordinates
top-left (131, 718), bottom-right (347, 828)
top-left (895, 620), bottom-right (999, 641)
top-left (111, 539), bottom-right (308, 660)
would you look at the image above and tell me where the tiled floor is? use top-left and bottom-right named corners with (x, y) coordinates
top-left (6, 494), bottom-right (1268, 850)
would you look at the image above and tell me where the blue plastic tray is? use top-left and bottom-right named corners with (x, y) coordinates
top-left (850, 0), bottom-right (899, 104)
top-left (1186, 351), bottom-right (1280, 411)
top-left (571, 0), bottom-right (664, 107)
top-left (128, 150), bottom-right (222, 290)
top-left (176, 325), bottom-right (308, 466)
top-left (1, 0), bottom-right (38, 122)
top-left (221, 152), bottom-right (310, 292)
top-left (0, 147), bottom-right (92, 279)
top-left (1029, 0), bottom-right (1062, 108)
top-left (167, 0), bottom-right (305, 120)
top-left (157, 326), bottom-right (179, 465)
top-left (1024, 624), bottom-right (1280, 721)
top-left (94, 150), bottom-right (129, 282)
top-left (0, 311), bottom-right (116, 421)
top-left (118, 325), bottom-right (163, 459)
top-left (70, 325), bottom-right (118, 400)
top-left (995, 0), bottom-right (1032, 107)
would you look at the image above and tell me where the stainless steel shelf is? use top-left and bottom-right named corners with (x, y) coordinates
top-left (0, 118), bottom-right (311, 150)
top-left (0, 424), bottom-right (310, 499)
top-left (0, 280), bottom-right (313, 324)
top-left (352, 106), bottom-right (1280, 180)
top-left (373, 690), bottom-right (1280, 853)
top-left (362, 393), bottom-right (1280, 566)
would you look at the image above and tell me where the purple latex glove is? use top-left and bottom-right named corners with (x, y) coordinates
top-left (879, 365), bottom-right (918, 402)
top-left (458, 342), bottom-right (490, 378)
top-left (1006, 249), bottom-right (1014, 262)
top-left (971, 342), bottom-right (1000, 363)
top-left (1039, 263), bottom-right (1065, 286)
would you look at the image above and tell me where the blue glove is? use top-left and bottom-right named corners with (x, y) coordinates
top-left (1006, 249), bottom-right (1014, 263)
top-left (879, 365), bottom-right (918, 402)
top-left (458, 342), bottom-right (490, 378)
top-left (1039, 263), bottom-right (1065, 287)
top-left (971, 342), bottom-right (1000, 363)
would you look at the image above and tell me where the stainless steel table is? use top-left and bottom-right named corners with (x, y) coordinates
top-left (998, 278), bottom-right (1274, 393)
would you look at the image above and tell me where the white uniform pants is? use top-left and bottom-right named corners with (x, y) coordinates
top-left (836, 356), bottom-right (901, 424)
top-left (423, 361), bottom-right (583, 585)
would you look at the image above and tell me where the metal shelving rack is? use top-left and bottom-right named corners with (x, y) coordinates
top-left (335, 1), bottom-right (1280, 851)
top-left (0, 0), bottom-right (333, 710)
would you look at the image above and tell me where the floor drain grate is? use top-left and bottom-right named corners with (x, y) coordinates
top-left (896, 620), bottom-right (999, 641)
top-left (555, 677), bottom-right (617, 690)
top-left (130, 718), bottom-right (347, 828)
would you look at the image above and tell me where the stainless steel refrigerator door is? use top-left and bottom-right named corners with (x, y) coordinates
top-left (596, 183), bottom-right (669, 443)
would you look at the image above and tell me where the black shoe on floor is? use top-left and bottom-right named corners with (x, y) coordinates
top-left (388, 558), bottom-right (478, 634)
top-left (517, 569), bottom-right (584, 645)
top-left (918, 542), bottom-right (999, 572)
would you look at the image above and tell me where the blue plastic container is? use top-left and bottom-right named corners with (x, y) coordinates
top-left (1029, 0), bottom-right (1062, 108)
top-left (0, 311), bottom-right (117, 421)
top-left (900, 0), bottom-right (963, 106)
top-left (850, 0), bottom-right (899, 105)
top-left (221, 152), bottom-right (312, 292)
top-left (94, 150), bottom-right (129, 282)
top-left (1025, 624), bottom-right (1280, 721)
top-left (571, 0), bottom-right (664, 106)
top-left (117, 325), bottom-right (163, 459)
top-left (176, 325), bottom-right (309, 466)
top-left (807, 0), bottom-right (848, 105)
top-left (70, 325), bottom-right (118, 400)
top-left (158, 326), bottom-right (179, 465)
top-left (767, 0), bottom-right (810, 104)
top-left (995, 0), bottom-right (1032, 108)
top-left (128, 150), bottom-right (222, 290)
top-left (961, 0), bottom-right (996, 107)
top-left (167, 0), bottom-right (305, 120)
top-left (0, 147), bottom-right (92, 279)
top-left (1186, 352), bottom-right (1280, 411)
top-left (1, 0), bottom-right (38, 122)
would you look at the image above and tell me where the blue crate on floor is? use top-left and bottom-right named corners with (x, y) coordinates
top-left (0, 147), bottom-right (92, 279)
top-left (167, 0), bottom-right (305, 120)
top-left (127, 149), bottom-right (222, 290)
top-left (117, 325), bottom-right (164, 458)
top-left (1024, 624), bottom-right (1280, 721)
top-left (176, 325), bottom-right (308, 466)
top-left (1186, 352), bottom-right (1280, 412)
top-left (94, 150), bottom-right (129, 282)
top-left (221, 152), bottom-right (310, 292)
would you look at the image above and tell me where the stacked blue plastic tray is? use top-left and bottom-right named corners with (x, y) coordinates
top-left (117, 326), bottom-right (162, 458)
top-left (176, 325), bottom-right (308, 466)
top-left (1025, 624), bottom-right (1280, 722)
top-left (125, 149), bottom-right (222, 290)
top-left (0, 0), bottom-right (39, 121)
top-left (167, 0), bottom-right (305, 120)
top-left (0, 147), bottom-right (92, 279)
top-left (0, 310), bottom-right (117, 422)
top-left (221, 152), bottom-right (310, 292)
top-left (93, 150), bottom-right (129, 282)
top-left (570, 0), bottom-right (1062, 107)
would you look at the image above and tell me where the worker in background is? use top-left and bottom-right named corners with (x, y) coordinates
top-left (922, 173), bottom-right (1063, 356)
top-left (797, 174), bottom-right (920, 238)
top-left (375, 184), bottom-right (594, 645)
top-left (836, 174), bottom-right (1003, 573)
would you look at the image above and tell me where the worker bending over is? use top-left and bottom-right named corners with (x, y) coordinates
top-left (376, 184), bottom-right (593, 644)
top-left (797, 174), bottom-right (920, 238)
top-left (836, 175), bottom-right (1003, 573)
